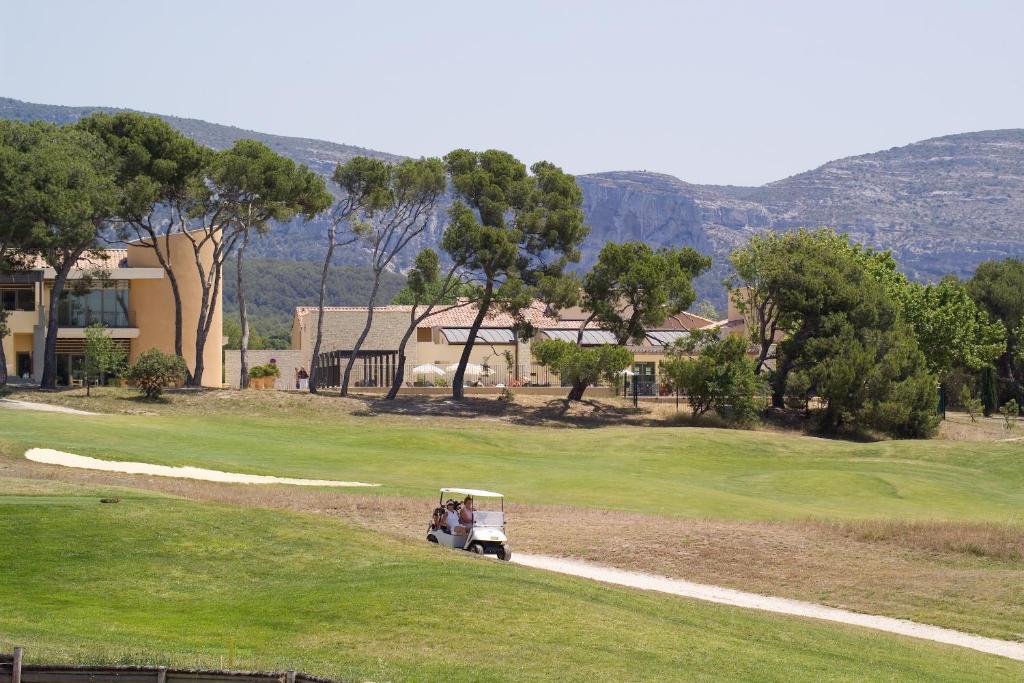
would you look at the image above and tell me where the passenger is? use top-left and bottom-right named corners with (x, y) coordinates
top-left (431, 506), bottom-right (448, 532)
top-left (459, 496), bottom-right (475, 528)
top-left (446, 499), bottom-right (471, 535)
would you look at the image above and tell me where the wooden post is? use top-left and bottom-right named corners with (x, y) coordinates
top-left (286, 670), bottom-right (296, 683)
top-left (156, 666), bottom-right (167, 683)
top-left (12, 647), bottom-right (22, 683)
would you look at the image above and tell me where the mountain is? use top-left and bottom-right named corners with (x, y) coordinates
top-left (4, 96), bottom-right (1024, 312)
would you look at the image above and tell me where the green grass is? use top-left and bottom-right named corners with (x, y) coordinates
top-left (2, 408), bottom-right (1023, 522)
top-left (2, 480), bottom-right (1021, 682)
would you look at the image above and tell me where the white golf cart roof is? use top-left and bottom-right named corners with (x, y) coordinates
top-left (440, 487), bottom-right (504, 498)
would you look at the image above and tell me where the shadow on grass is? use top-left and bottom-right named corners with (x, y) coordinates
top-left (350, 394), bottom-right (681, 429)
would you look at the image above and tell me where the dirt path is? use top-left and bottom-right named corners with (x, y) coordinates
top-left (0, 398), bottom-right (100, 415)
top-left (512, 553), bottom-right (1024, 662)
top-left (24, 448), bottom-right (379, 488)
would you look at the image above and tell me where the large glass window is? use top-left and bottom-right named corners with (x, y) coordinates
top-left (56, 285), bottom-right (131, 327)
top-left (0, 288), bottom-right (35, 311)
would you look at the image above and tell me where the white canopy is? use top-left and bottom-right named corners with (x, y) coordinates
top-left (412, 363), bottom-right (446, 376)
top-left (440, 487), bottom-right (504, 498)
top-left (445, 362), bottom-right (485, 376)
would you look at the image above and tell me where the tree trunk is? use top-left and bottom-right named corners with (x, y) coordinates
top-left (41, 250), bottom-right (85, 390)
top-left (771, 353), bottom-right (793, 409)
top-left (340, 273), bottom-right (383, 396)
top-left (236, 231), bottom-right (251, 389)
top-left (386, 321), bottom-right (417, 400)
top-left (452, 281), bottom-right (493, 400)
top-left (153, 229), bottom-right (189, 384)
top-left (567, 378), bottom-right (587, 401)
top-left (0, 327), bottom-right (8, 387)
top-left (308, 237), bottom-right (336, 395)
top-left (191, 280), bottom-right (212, 388)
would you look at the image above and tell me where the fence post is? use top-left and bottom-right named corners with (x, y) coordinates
top-left (156, 666), bottom-right (167, 683)
top-left (12, 647), bottom-right (22, 683)
top-left (286, 670), bottom-right (296, 683)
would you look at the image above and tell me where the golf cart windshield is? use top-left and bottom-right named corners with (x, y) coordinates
top-left (473, 510), bottom-right (504, 527)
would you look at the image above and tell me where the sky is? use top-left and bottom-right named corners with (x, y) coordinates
top-left (1, 1), bottom-right (1022, 186)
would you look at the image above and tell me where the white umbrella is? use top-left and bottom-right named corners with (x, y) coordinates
top-left (616, 368), bottom-right (635, 376)
top-left (446, 362), bottom-right (484, 377)
top-left (412, 363), bottom-right (446, 376)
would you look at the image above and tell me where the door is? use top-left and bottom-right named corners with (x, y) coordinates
top-left (15, 352), bottom-right (31, 378)
top-left (632, 362), bottom-right (656, 396)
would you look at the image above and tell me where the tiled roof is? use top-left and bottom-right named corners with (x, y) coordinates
top-left (295, 305), bottom-right (415, 316)
top-left (420, 299), bottom-right (564, 328)
top-left (28, 248), bottom-right (130, 271)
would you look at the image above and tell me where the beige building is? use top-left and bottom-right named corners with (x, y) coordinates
top-left (227, 298), bottom-right (743, 394)
top-left (1, 231), bottom-right (222, 387)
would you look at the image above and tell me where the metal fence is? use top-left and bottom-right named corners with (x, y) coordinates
top-left (0, 648), bottom-right (341, 683)
top-left (315, 354), bottom-right (559, 390)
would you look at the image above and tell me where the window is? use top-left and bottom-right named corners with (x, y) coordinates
top-left (0, 288), bottom-right (35, 311)
top-left (56, 285), bottom-right (131, 327)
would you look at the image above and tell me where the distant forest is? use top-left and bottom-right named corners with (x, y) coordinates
top-left (223, 259), bottom-right (406, 349)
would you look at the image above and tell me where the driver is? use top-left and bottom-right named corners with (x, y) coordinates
top-left (459, 495), bottom-right (475, 528)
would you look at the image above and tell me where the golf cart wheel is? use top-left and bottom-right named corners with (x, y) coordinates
top-left (469, 543), bottom-right (485, 555)
top-left (497, 546), bottom-right (512, 562)
top-left (427, 534), bottom-right (438, 544)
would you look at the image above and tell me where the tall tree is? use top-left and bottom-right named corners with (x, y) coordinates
top-left (336, 157), bottom-right (446, 396)
top-left (0, 121), bottom-right (118, 389)
top-left (76, 112), bottom-right (211, 381)
top-left (565, 241), bottom-right (710, 400)
top-left (308, 157), bottom-right (392, 394)
top-left (443, 150), bottom-right (589, 399)
top-left (968, 258), bottom-right (1024, 406)
top-left (209, 140), bottom-right (331, 388)
top-left (727, 228), bottom-right (940, 439)
top-left (384, 248), bottom-right (470, 400)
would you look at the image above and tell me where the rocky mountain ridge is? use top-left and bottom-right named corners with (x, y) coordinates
top-left (3, 97), bottom-right (1023, 310)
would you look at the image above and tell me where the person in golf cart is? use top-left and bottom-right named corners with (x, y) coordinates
top-left (433, 499), bottom-right (471, 535)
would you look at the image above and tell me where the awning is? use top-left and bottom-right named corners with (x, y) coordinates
top-left (0, 271), bottom-right (43, 285)
top-left (440, 328), bottom-right (516, 344)
top-left (540, 329), bottom-right (618, 345)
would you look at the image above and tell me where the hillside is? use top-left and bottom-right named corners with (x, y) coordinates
top-left (4, 97), bottom-right (1024, 309)
top-left (221, 260), bottom-right (406, 346)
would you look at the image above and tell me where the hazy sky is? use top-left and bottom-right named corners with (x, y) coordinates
top-left (2, 1), bottom-right (1021, 185)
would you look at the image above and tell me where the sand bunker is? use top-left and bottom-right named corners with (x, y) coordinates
top-left (25, 448), bottom-right (378, 488)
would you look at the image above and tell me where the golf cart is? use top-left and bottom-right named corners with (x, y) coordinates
top-left (427, 487), bottom-right (511, 561)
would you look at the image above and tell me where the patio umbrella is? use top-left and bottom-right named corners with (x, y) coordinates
top-left (446, 362), bottom-right (484, 377)
top-left (616, 368), bottom-right (635, 376)
top-left (412, 363), bottom-right (446, 376)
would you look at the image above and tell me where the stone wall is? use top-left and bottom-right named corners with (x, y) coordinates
top-left (225, 349), bottom-right (308, 390)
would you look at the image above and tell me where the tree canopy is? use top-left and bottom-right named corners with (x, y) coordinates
top-left (582, 241), bottom-right (711, 344)
top-left (532, 339), bottom-right (633, 401)
top-left (442, 149), bottom-right (589, 398)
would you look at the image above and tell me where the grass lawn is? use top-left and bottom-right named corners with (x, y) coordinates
top-left (1, 478), bottom-right (1022, 682)
top-left (1, 398), bottom-right (1022, 523)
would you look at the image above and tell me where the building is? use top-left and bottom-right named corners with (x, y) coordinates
top-left (226, 297), bottom-right (745, 394)
top-left (0, 231), bottom-right (222, 387)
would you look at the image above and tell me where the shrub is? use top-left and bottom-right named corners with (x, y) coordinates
top-left (125, 349), bottom-right (188, 400)
top-left (660, 330), bottom-right (763, 425)
top-left (1001, 399), bottom-right (1020, 431)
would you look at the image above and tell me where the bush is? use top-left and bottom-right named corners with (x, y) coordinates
top-left (660, 331), bottom-right (763, 425)
top-left (125, 349), bottom-right (188, 400)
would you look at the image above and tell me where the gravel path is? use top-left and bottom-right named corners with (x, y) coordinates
top-left (512, 553), bottom-right (1024, 662)
top-left (24, 448), bottom-right (379, 488)
top-left (0, 398), bottom-right (100, 415)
